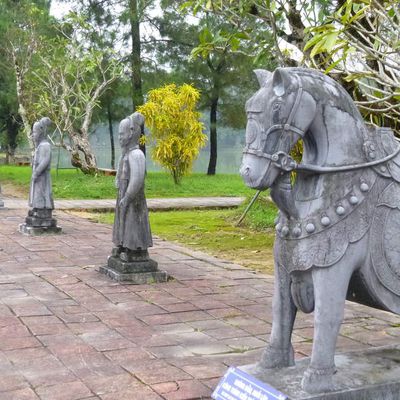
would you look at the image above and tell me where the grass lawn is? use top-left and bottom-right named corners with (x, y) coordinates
top-left (1, 166), bottom-right (255, 199)
top-left (72, 194), bottom-right (278, 275)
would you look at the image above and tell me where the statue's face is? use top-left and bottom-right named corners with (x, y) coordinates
top-left (32, 125), bottom-right (43, 146)
top-left (119, 124), bottom-right (132, 148)
top-left (119, 119), bottom-right (140, 149)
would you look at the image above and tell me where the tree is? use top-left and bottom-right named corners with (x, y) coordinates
top-left (150, 0), bottom-right (271, 175)
top-left (0, 0), bottom-right (53, 146)
top-left (74, 0), bottom-right (159, 160)
top-left (180, 0), bottom-right (333, 66)
top-left (182, 1), bottom-right (400, 129)
top-left (0, 107), bottom-right (22, 164)
top-left (128, 0), bottom-right (145, 110)
top-left (0, 43), bottom-right (22, 163)
top-left (305, 0), bottom-right (400, 129)
top-left (70, 1), bottom-right (133, 169)
top-left (77, 0), bottom-right (156, 111)
top-left (29, 14), bottom-right (123, 174)
top-left (138, 84), bottom-right (207, 184)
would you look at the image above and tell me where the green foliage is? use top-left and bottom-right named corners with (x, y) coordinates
top-left (0, 0), bottom-right (54, 142)
top-left (138, 84), bottom-right (207, 184)
top-left (23, 13), bottom-right (125, 173)
top-left (305, 0), bottom-right (400, 130)
top-left (180, 0), bottom-right (332, 66)
top-left (150, 1), bottom-right (270, 175)
top-left (0, 65), bottom-right (21, 157)
top-left (30, 13), bottom-right (123, 135)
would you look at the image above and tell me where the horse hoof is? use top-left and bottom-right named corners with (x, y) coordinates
top-left (301, 366), bottom-right (336, 394)
top-left (257, 345), bottom-right (295, 369)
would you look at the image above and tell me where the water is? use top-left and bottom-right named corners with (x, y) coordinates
top-left (52, 122), bottom-right (246, 174)
top-left (11, 121), bottom-right (246, 174)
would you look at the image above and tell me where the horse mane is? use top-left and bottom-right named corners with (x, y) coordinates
top-left (287, 68), bottom-right (363, 119)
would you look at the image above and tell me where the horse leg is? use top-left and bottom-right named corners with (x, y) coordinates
top-left (259, 261), bottom-right (297, 368)
top-left (301, 258), bottom-right (354, 393)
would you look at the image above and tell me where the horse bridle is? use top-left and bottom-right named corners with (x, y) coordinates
top-left (243, 85), bottom-right (400, 174)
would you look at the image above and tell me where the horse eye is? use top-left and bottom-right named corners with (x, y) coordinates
top-left (272, 102), bottom-right (282, 123)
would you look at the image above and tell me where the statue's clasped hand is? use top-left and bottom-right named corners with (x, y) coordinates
top-left (119, 197), bottom-right (128, 208)
top-left (271, 151), bottom-right (297, 172)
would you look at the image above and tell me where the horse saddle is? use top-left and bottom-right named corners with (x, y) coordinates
top-left (276, 173), bottom-right (384, 273)
top-left (364, 125), bottom-right (400, 182)
top-left (371, 182), bottom-right (400, 296)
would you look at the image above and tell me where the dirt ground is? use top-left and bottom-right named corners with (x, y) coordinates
top-left (1, 182), bottom-right (28, 198)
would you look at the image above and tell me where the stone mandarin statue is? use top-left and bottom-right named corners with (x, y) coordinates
top-left (100, 113), bottom-right (167, 283)
top-left (19, 117), bottom-right (61, 235)
top-left (30, 117), bottom-right (53, 211)
top-left (240, 67), bottom-right (400, 394)
top-left (113, 112), bottom-right (153, 259)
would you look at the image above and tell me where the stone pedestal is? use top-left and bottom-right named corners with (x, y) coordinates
top-left (240, 345), bottom-right (400, 399)
top-left (99, 248), bottom-right (168, 283)
top-left (19, 209), bottom-right (62, 236)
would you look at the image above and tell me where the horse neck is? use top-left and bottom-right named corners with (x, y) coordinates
top-left (303, 103), bottom-right (367, 167)
top-left (290, 104), bottom-right (368, 218)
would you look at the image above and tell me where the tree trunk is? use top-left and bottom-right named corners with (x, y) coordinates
top-left (107, 102), bottom-right (115, 169)
top-left (13, 61), bottom-right (33, 148)
top-left (129, 0), bottom-right (146, 154)
top-left (286, 0), bottom-right (306, 50)
top-left (66, 132), bottom-right (98, 175)
top-left (207, 95), bottom-right (219, 175)
top-left (129, 0), bottom-right (144, 111)
top-left (5, 113), bottom-right (20, 165)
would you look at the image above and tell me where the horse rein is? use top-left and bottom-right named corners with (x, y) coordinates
top-left (243, 84), bottom-right (305, 172)
top-left (296, 146), bottom-right (400, 173)
top-left (243, 85), bottom-right (400, 174)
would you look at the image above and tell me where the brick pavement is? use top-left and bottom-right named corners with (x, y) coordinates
top-left (0, 208), bottom-right (399, 399)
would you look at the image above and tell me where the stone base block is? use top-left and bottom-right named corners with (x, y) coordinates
top-left (99, 265), bottom-right (168, 284)
top-left (19, 223), bottom-right (62, 236)
top-left (240, 345), bottom-right (400, 399)
top-left (25, 216), bottom-right (57, 227)
top-left (107, 255), bottom-right (158, 273)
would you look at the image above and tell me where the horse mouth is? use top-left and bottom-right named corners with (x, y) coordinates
top-left (240, 164), bottom-right (269, 190)
top-left (240, 157), bottom-right (282, 190)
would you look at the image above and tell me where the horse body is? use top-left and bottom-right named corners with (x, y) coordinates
top-left (240, 67), bottom-right (400, 393)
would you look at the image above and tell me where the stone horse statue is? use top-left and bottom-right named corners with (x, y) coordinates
top-left (240, 67), bottom-right (400, 394)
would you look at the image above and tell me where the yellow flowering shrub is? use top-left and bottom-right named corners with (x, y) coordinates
top-left (138, 84), bottom-right (207, 184)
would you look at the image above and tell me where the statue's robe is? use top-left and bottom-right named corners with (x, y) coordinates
top-left (29, 141), bottom-right (54, 209)
top-left (112, 147), bottom-right (153, 251)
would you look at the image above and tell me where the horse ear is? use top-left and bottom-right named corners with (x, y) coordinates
top-left (272, 67), bottom-right (290, 96)
top-left (254, 69), bottom-right (272, 88)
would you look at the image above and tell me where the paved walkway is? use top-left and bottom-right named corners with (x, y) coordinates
top-left (0, 208), bottom-right (399, 400)
top-left (1, 197), bottom-right (246, 211)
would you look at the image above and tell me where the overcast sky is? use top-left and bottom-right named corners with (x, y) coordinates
top-left (50, 0), bottom-right (73, 18)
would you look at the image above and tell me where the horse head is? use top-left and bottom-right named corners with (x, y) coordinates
top-left (240, 68), bottom-right (317, 190)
